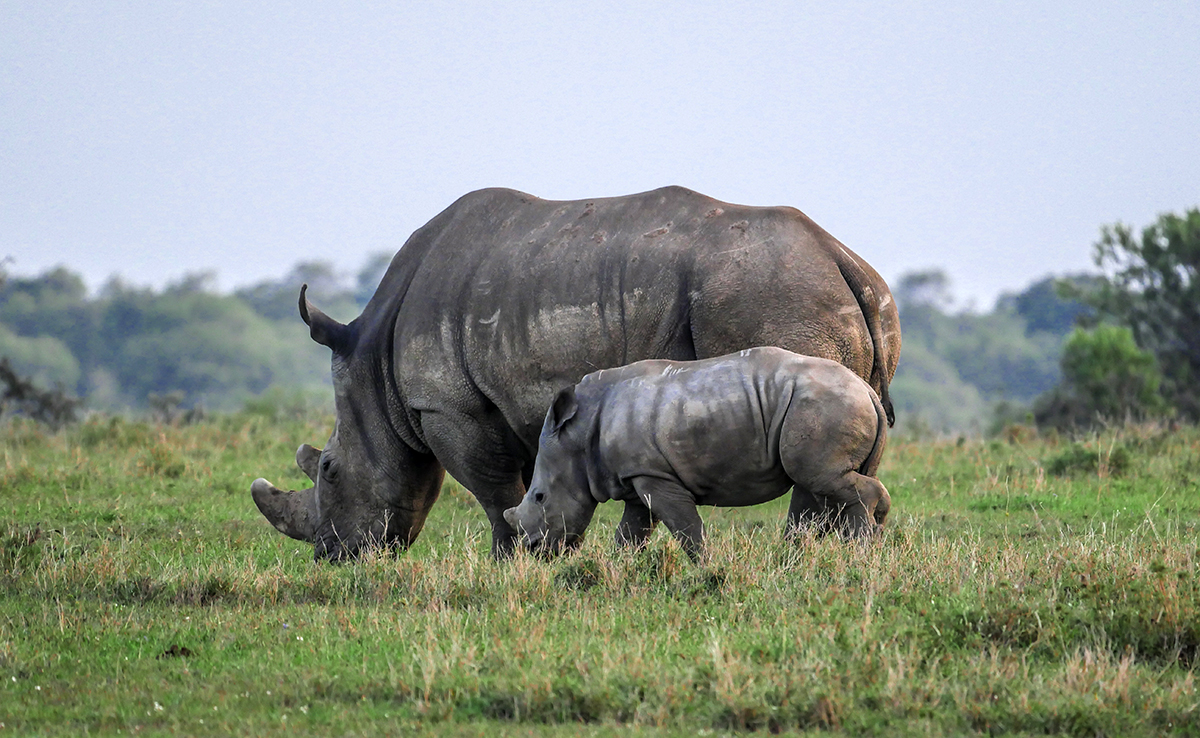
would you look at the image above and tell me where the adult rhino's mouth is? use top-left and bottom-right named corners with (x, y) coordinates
top-left (313, 521), bottom-right (360, 562)
top-left (315, 538), bottom-right (354, 563)
top-left (314, 533), bottom-right (393, 563)
top-left (313, 509), bottom-right (429, 563)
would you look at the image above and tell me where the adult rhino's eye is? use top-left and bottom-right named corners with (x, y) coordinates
top-left (321, 458), bottom-right (335, 477)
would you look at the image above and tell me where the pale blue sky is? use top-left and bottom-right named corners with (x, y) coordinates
top-left (3, 1), bottom-right (1197, 307)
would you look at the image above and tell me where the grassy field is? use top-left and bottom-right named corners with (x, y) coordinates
top-left (3, 410), bottom-right (1200, 736)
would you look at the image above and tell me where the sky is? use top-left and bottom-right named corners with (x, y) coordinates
top-left (2, 1), bottom-right (1197, 309)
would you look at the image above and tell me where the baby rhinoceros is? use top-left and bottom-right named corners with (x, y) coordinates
top-left (502, 346), bottom-right (891, 561)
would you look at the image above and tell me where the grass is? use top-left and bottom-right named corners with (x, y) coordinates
top-left (2, 413), bottom-right (1200, 736)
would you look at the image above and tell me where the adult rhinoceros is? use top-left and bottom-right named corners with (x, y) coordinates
top-left (251, 186), bottom-right (900, 561)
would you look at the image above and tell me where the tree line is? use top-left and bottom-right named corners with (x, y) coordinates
top-left (892, 208), bottom-right (1198, 434)
top-left (0, 256), bottom-right (390, 413)
top-left (1, 207), bottom-right (1196, 433)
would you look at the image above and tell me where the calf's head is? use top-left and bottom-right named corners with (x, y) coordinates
top-left (251, 286), bottom-right (444, 561)
top-left (503, 385), bottom-right (597, 555)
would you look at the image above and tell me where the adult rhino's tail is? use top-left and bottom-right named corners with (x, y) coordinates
top-left (860, 387), bottom-right (889, 478)
top-left (832, 246), bottom-right (896, 426)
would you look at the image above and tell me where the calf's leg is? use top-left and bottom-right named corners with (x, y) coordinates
top-left (785, 486), bottom-right (830, 536)
top-left (809, 472), bottom-right (890, 538)
top-left (630, 476), bottom-right (705, 562)
top-left (614, 501), bottom-right (658, 549)
top-left (779, 392), bottom-right (888, 539)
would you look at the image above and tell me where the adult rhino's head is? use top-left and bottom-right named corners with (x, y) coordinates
top-left (251, 285), bottom-right (444, 562)
top-left (503, 385), bottom-right (597, 555)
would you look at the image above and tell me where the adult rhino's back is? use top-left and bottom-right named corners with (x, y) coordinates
top-left (386, 186), bottom-right (899, 447)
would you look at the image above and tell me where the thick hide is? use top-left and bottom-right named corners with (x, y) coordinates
top-left (252, 186), bottom-right (900, 560)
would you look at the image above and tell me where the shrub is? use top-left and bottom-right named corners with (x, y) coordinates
top-left (0, 357), bottom-right (81, 429)
top-left (1034, 325), bottom-right (1168, 430)
top-left (1045, 441), bottom-right (1132, 477)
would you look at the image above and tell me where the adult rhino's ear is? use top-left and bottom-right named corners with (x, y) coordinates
top-left (299, 284), bottom-right (356, 354)
top-left (549, 385), bottom-right (578, 433)
top-left (296, 444), bottom-right (322, 483)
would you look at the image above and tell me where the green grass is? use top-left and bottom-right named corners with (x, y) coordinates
top-left (3, 414), bottom-right (1200, 736)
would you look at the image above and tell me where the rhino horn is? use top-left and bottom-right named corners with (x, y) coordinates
top-left (296, 443), bottom-right (321, 483)
top-left (251, 478), bottom-right (317, 542)
top-left (298, 284), bottom-right (355, 353)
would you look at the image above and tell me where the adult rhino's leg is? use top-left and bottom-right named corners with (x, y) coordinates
top-left (448, 471), bottom-right (526, 560)
top-left (868, 477), bottom-right (891, 529)
top-left (630, 477), bottom-right (705, 563)
top-left (614, 501), bottom-right (658, 549)
top-left (483, 481), bottom-right (526, 559)
top-left (420, 410), bottom-right (529, 560)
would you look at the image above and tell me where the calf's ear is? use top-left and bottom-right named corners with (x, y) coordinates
top-left (549, 385), bottom-right (578, 432)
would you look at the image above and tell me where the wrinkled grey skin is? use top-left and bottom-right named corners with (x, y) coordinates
top-left (251, 186), bottom-right (900, 561)
top-left (503, 348), bottom-right (891, 561)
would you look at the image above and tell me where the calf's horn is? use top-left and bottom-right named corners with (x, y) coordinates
top-left (251, 478), bottom-right (317, 542)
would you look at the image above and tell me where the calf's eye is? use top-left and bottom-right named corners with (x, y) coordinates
top-left (534, 492), bottom-right (545, 504)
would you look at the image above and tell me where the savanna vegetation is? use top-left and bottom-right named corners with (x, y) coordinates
top-left (2, 209), bottom-right (1197, 735)
top-left (1, 404), bottom-right (1198, 736)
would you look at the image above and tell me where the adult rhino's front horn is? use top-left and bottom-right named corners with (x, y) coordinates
top-left (251, 479), bottom-right (316, 541)
top-left (250, 444), bottom-right (321, 542)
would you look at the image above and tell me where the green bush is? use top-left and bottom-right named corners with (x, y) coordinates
top-left (1035, 325), bottom-right (1168, 430)
top-left (1045, 441), bottom-right (1132, 477)
top-left (1083, 208), bottom-right (1200, 419)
